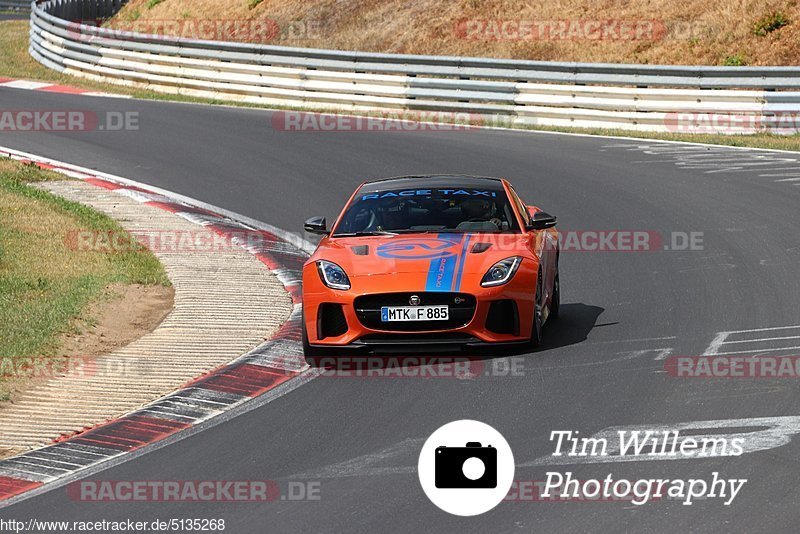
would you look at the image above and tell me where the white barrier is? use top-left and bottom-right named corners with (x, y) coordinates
top-left (28, 0), bottom-right (800, 134)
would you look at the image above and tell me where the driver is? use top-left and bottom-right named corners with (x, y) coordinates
top-left (459, 198), bottom-right (503, 229)
top-left (377, 198), bottom-right (411, 231)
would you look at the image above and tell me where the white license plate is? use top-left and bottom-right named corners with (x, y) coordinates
top-left (381, 305), bottom-right (449, 322)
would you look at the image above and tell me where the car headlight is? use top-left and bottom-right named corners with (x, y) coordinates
top-left (481, 257), bottom-right (522, 287)
top-left (317, 260), bottom-right (351, 290)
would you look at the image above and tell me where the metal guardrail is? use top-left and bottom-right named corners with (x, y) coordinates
top-left (27, 0), bottom-right (800, 134)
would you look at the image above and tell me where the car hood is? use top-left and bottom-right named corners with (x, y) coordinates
top-left (311, 233), bottom-right (530, 278)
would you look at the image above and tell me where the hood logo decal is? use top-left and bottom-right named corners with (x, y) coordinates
top-left (376, 238), bottom-right (458, 260)
top-left (371, 235), bottom-right (473, 293)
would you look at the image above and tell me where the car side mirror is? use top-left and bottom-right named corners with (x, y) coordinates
top-left (304, 216), bottom-right (329, 235)
top-left (527, 211), bottom-right (557, 231)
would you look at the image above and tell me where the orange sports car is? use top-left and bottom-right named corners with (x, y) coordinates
top-left (301, 175), bottom-right (560, 355)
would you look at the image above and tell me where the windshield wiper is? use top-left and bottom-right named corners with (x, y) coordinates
top-left (394, 229), bottom-right (462, 234)
top-left (333, 230), bottom-right (399, 237)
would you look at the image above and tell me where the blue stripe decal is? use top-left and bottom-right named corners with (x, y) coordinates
top-left (453, 235), bottom-right (471, 292)
top-left (425, 234), bottom-right (463, 292)
top-left (425, 255), bottom-right (457, 292)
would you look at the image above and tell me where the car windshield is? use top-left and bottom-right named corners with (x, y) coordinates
top-left (333, 187), bottom-right (521, 236)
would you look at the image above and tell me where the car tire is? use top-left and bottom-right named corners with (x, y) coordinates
top-left (549, 263), bottom-right (560, 320)
top-left (302, 311), bottom-right (332, 359)
top-left (529, 268), bottom-right (544, 348)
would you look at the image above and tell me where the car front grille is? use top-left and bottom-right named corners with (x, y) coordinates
top-left (354, 292), bottom-right (476, 331)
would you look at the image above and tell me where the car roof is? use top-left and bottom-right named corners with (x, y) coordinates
top-left (358, 175), bottom-right (506, 193)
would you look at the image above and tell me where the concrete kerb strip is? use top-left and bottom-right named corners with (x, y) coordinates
top-left (0, 179), bottom-right (292, 449)
top-left (0, 145), bottom-right (316, 506)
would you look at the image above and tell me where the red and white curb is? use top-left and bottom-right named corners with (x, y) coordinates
top-left (0, 78), bottom-right (129, 98)
top-left (0, 145), bottom-right (316, 507)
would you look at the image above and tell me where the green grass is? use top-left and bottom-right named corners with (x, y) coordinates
top-left (753, 11), bottom-right (790, 36)
top-left (722, 54), bottom-right (747, 66)
top-left (1, 19), bottom-right (799, 153)
top-left (0, 160), bottom-right (169, 397)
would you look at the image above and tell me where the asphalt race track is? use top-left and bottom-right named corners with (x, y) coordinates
top-left (2, 87), bottom-right (800, 532)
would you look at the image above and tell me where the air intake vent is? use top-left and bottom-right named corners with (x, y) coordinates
top-left (485, 300), bottom-right (519, 335)
top-left (471, 242), bottom-right (492, 253)
top-left (317, 303), bottom-right (348, 339)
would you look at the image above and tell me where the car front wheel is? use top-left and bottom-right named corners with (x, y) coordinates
top-left (301, 311), bottom-right (334, 359)
top-left (549, 264), bottom-right (560, 320)
top-left (529, 268), bottom-right (544, 348)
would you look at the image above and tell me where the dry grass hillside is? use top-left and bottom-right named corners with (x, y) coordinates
top-left (111, 0), bottom-right (800, 65)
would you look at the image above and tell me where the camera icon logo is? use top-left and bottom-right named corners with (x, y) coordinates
top-left (418, 420), bottom-right (514, 516)
top-left (435, 442), bottom-right (497, 489)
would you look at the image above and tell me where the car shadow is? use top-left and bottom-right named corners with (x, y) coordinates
top-left (304, 303), bottom-right (604, 372)
top-left (502, 302), bottom-right (605, 356)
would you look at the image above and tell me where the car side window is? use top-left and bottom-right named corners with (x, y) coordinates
top-left (508, 186), bottom-right (531, 228)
